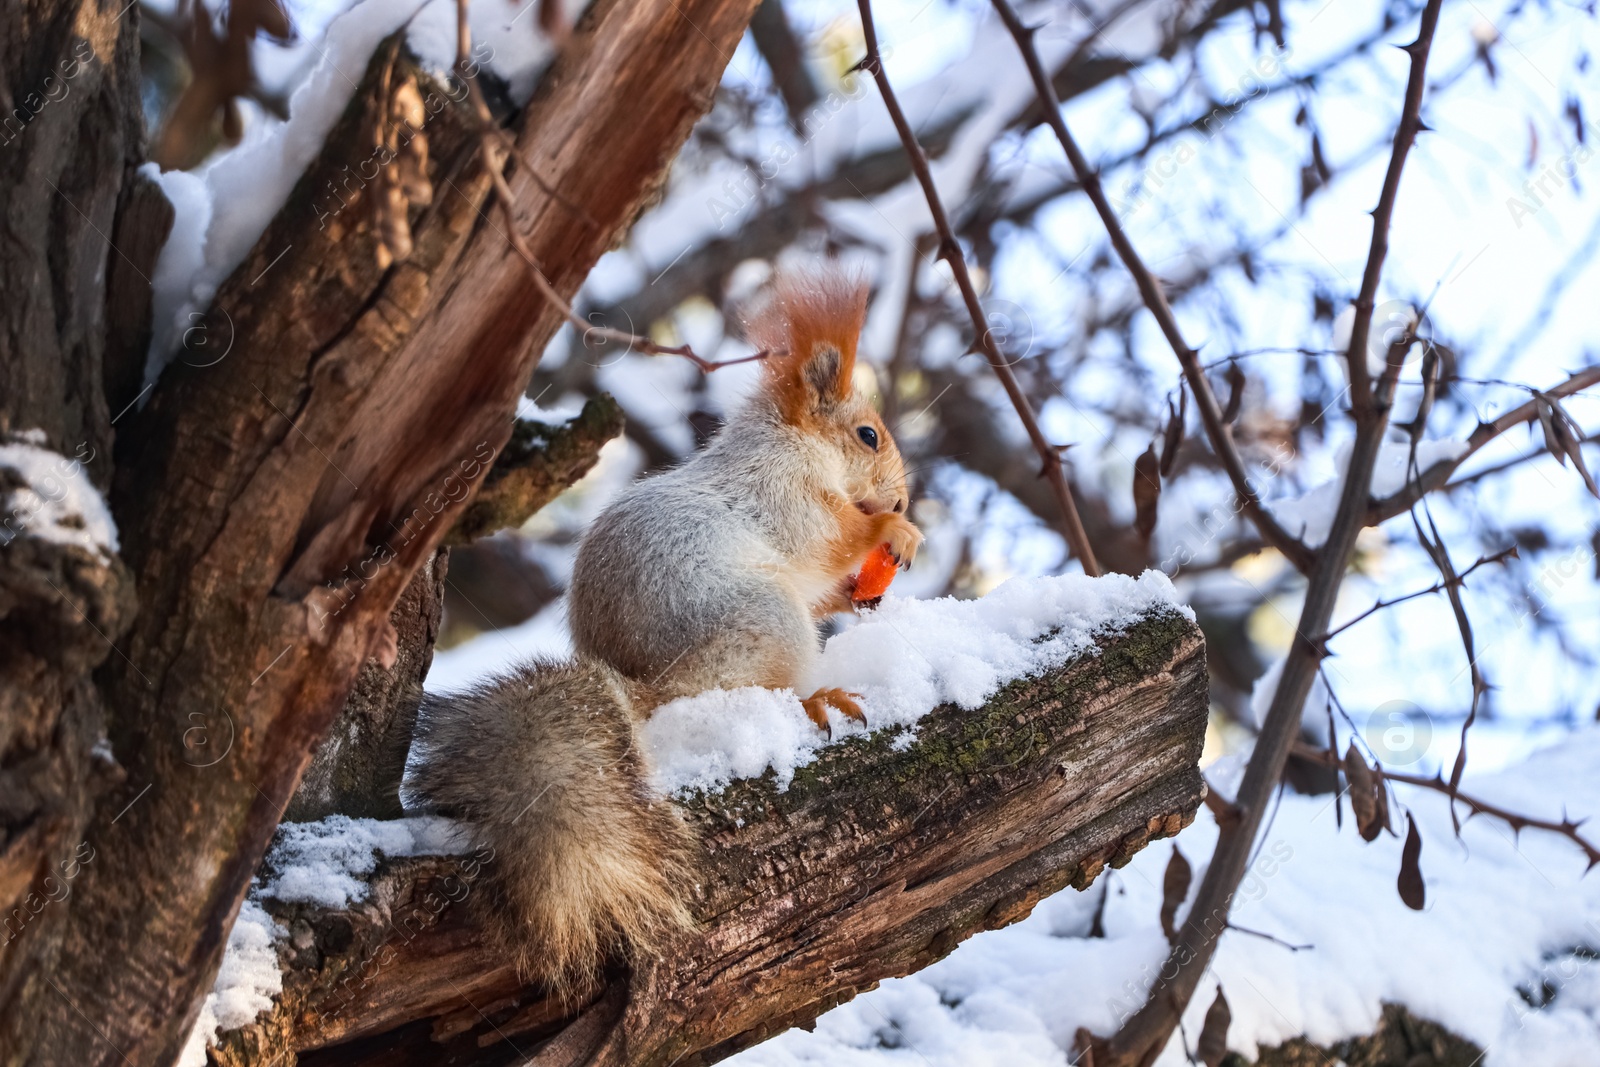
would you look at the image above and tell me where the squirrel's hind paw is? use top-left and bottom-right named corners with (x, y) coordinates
top-left (802, 687), bottom-right (865, 736)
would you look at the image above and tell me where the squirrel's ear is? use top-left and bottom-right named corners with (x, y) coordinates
top-left (750, 271), bottom-right (868, 423)
top-left (799, 342), bottom-right (853, 409)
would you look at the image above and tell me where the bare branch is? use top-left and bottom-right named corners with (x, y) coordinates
top-left (1368, 364), bottom-right (1600, 522)
top-left (1317, 545), bottom-right (1517, 645)
top-left (1071, 3), bottom-right (1449, 1061)
top-left (854, 0), bottom-right (1102, 576)
top-left (987, 0), bottom-right (1316, 575)
top-left (1340, 3), bottom-right (1446, 418)
top-left (453, 0), bottom-right (767, 375)
top-left (1292, 742), bottom-right (1600, 871)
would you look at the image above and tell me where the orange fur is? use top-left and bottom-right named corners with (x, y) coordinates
top-left (749, 271), bottom-right (870, 426)
top-left (750, 267), bottom-right (921, 607)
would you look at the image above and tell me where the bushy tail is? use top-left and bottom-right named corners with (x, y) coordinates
top-left (407, 657), bottom-right (694, 995)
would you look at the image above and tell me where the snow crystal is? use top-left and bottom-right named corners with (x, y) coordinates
top-left (642, 570), bottom-right (1191, 795)
top-left (728, 728), bottom-right (1600, 1067)
top-left (176, 900), bottom-right (284, 1067)
top-left (257, 814), bottom-right (469, 909)
top-left (1268, 435), bottom-right (1469, 547)
top-left (0, 437), bottom-right (118, 556)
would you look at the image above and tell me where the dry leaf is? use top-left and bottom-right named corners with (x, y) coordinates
top-left (1222, 362), bottom-right (1246, 425)
top-left (1134, 444), bottom-right (1161, 542)
top-left (1160, 390), bottom-right (1186, 477)
top-left (1160, 845), bottom-right (1191, 943)
top-left (1197, 986), bottom-right (1231, 1067)
top-left (538, 0), bottom-right (569, 40)
top-left (1343, 742), bottom-right (1387, 842)
top-left (1398, 812), bottom-right (1426, 910)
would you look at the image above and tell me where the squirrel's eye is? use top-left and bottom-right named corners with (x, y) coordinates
top-left (856, 426), bottom-right (879, 450)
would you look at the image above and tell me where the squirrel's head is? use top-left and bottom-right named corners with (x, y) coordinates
top-left (747, 270), bottom-right (909, 517)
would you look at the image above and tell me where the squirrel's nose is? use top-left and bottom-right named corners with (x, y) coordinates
top-left (893, 498), bottom-right (906, 514)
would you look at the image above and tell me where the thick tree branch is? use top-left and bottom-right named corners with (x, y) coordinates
top-left (209, 610), bottom-right (1208, 1067)
top-left (988, 0), bottom-right (1315, 576)
top-left (445, 396), bottom-right (625, 547)
top-left (855, 0), bottom-right (1102, 576)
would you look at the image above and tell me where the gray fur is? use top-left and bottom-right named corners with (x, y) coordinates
top-left (570, 401), bottom-right (839, 698)
top-left (408, 270), bottom-right (917, 993)
top-left (408, 659), bottom-right (693, 996)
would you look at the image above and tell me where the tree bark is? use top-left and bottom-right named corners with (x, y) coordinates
top-left (0, 0), bottom-right (146, 1059)
top-left (287, 393), bottom-right (626, 820)
top-left (209, 608), bottom-right (1208, 1067)
top-left (3, 0), bottom-right (760, 1060)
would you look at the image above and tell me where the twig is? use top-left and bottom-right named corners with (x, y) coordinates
top-left (451, 0), bottom-right (763, 374)
top-left (987, 0), bottom-right (1315, 575)
top-left (1316, 545), bottom-right (1517, 645)
top-left (1292, 742), bottom-right (1600, 870)
top-left (1073, 3), bottom-right (1447, 1062)
top-left (854, 0), bottom-right (1101, 576)
top-left (1224, 922), bottom-right (1312, 952)
top-left (1368, 364), bottom-right (1600, 522)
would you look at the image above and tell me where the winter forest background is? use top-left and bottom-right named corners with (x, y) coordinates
top-left (23, 0), bottom-right (1600, 1060)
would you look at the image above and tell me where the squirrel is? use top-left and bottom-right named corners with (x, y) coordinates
top-left (407, 269), bottom-right (922, 995)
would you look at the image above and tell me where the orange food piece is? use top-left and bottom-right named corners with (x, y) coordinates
top-left (852, 543), bottom-right (898, 603)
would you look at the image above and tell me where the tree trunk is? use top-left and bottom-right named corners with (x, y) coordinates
top-left (0, 0), bottom-right (147, 1059)
top-left (0, 0), bottom-right (760, 1060)
top-left (210, 608), bottom-right (1208, 1067)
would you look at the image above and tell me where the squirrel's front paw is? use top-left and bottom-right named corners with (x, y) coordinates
top-left (881, 515), bottom-right (923, 571)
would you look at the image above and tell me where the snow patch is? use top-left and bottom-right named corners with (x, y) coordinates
top-left (728, 729), bottom-right (1600, 1067)
top-left (642, 570), bottom-right (1191, 795)
top-left (257, 814), bottom-right (470, 909)
top-left (176, 900), bottom-right (285, 1067)
top-left (0, 437), bottom-right (118, 556)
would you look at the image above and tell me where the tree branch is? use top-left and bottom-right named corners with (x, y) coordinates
top-left (210, 610), bottom-right (1209, 1067)
top-left (1291, 742), bottom-right (1600, 869)
top-left (1367, 364), bottom-right (1600, 523)
top-left (855, 0), bottom-right (1102, 576)
top-left (27, 1), bottom-right (764, 1059)
top-left (1077, 3), bottom-right (1448, 1061)
top-left (445, 396), bottom-right (625, 547)
top-left (987, 0), bottom-right (1316, 576)
top-left (1316, 545), bottom-right (1517, 646)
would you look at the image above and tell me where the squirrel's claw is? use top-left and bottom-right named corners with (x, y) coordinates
top-left (802, 688), bottom-right (866, 735)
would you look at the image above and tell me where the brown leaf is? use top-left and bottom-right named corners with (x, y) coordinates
top-left (1134, 444), bottom-right (1161, 542)
top-left (1398, 812), bottom-right (1426, 910)
top-left (1159, 393), bottom-right (1185, 477)
top-left (253, 0), bottom-right (294, 42)
top-left (1222, 361), bottom-right (1245, 425)
top-left (222, 99), bottom-right (243, 145)
top-left (1197, 986), bottom-right (1231, 1067)
top-left (1160, 845), bottom-right (1191, 943)
top-left (1343, 742), bottom-right (1386, 842)
top-left (1537, 394), bottom-right (1599, 498)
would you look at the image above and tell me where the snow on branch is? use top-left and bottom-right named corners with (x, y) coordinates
top-left (197, 576), bottom-right (1209, 1067)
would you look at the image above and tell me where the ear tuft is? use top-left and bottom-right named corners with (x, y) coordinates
top-left (747, 268), bottom-right (869, 422)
